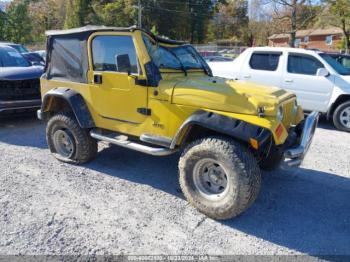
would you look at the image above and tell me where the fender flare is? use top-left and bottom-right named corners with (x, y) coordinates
top-left (170, 110), bottom-right (271, 149)
top-left (40, 88), bottom-right (95, 128)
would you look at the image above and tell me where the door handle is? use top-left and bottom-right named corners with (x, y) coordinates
top-left (94, 74), bottom-right (103, 84)
top-left (243, 74), bottom-right (251, 79)
top-left (284, 79), bottom-right (293, 83)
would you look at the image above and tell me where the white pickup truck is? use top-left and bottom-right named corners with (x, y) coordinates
top-left (209, 47), bottom-right (350, 132)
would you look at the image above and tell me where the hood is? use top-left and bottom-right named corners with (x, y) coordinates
top-left (172, 76), bottom-right (295, 116)
top-left (334, 75), bottom-right (350, 93)
top-left (0, 66), bottom-right (44, 81)
top-left (340, 75), bottom-right (350, 83)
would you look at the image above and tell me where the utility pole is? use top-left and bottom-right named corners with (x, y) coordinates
top-left (137, 0), bottom-right (142, 28)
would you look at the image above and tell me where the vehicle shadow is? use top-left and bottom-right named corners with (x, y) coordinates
top-left (0, 113), bottom-right (47, 149)
top-left (317, 116), bottom-right (337, 131)
top-left (1, 114), bottom-right (349, 255)
top-left (87, 145), bottom-right (350, 255)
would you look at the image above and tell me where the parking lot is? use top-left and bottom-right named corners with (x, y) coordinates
top-left (0, 114), bottom-right (350, 256)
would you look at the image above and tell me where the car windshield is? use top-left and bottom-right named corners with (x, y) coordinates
top-left (142, 34), bottom-right (208, 72)
top-left (319, 53), bottom-right (350, 76)
top-left (9, 44), bottom-right (29, 54)
top-left (0, 48), bottom-right (30, 67)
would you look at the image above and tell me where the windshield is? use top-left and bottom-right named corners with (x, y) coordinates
top-left (320, 53), bottom-right (350, 76)
top-left (9, 44), bottom-right (29, 54)
top-left (0, 48), bottom-right (30, 67)
top-left (143, 34), bottom-right (209, 73)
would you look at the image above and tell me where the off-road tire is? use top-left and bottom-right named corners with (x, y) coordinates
top-left (179, 136), bottom-right (261, 220)
top-left (46, 112), bottom-right (97, 164)
top-left (259, 145), bottom-right (284, 171)
top-left (333, 101), bottom-right (350, 132)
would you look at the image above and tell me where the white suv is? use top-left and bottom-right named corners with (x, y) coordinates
top-left (209, 47), bottom-right (350, 132)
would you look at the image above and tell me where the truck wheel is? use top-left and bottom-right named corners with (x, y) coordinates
top-left (259, 144), bottom-right (284, 171)
top-left (333, 101), bottom-right (350, 132)
top-left (46, 113), bottom-right (97, 164)
top-left (179, 137), bottom-right (261, 220)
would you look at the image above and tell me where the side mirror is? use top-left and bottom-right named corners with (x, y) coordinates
top-left (316, 68), bottom-right (330, 77)
top-left (115, 54), bottom-right (131, 74)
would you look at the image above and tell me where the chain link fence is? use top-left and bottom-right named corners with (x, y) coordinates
top-left (193, 44), bottom-right (248, 58)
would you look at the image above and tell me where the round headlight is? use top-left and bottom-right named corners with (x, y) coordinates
top-left (277, 106), bottom-right (284, 122)
top-left (293, 100), bottom-right (298, 115)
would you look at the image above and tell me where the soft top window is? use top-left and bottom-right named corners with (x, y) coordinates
top-left (46, 33), bottom-right (89, 83)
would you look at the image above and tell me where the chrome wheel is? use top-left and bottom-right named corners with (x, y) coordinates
top-left (52, 129), bottom-right (75, 158)
top-left (193, 158), bottom-right (229, 200)
top-left (339, 107), bottom-right (350, 128)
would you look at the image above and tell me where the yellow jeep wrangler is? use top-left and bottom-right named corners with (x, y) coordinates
top-left (38, 26), bottom-right (319, 220)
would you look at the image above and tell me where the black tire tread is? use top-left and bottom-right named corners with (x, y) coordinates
top-left (46, 112), bottom-right (97, 164)
top-left (333, 101), bottom-right (350, 132)
top-left (179, 136), bottom-right (261, 220)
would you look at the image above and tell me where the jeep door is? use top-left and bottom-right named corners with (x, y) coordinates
top-left (281, 53), bottom-right (334, 113)
top-left (88, 33), bottom-right (148, 127)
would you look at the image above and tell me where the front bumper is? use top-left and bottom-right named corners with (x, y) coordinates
top-left (0, 99), bottom-right (41, 113)
top-left (284, 111), bottom-right (320, 167)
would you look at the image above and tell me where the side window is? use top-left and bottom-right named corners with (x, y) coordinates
top-left (92, 35), bottom-right (138, 73)
top-left (249, 52), bottom-right (280, 71)
top-left (287, 54), bottom-right (324, 75)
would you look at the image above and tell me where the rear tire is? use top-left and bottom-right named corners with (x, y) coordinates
top-left (179, 137), bottom-right (261, 220)
top-left (333, 101), bottom-right (350, 132)
top-left (46, 113), bottom-right (97, 164)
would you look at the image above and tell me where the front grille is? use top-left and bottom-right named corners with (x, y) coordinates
top-left (0, 79), bottom-right (41, 101)
top-left (282, 99), bottom-right (296, 129)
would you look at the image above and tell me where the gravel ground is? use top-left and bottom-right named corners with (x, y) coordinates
top-left (0, 114), bottom-right (349, 257)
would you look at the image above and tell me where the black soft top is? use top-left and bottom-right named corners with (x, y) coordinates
top-left (44, 25), bottom-right (187, 84)
top-left (46, 25), bottom-right (187, 45)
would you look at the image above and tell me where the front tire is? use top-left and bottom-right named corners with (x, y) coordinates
top-left (46, 113), bottom-right (97, 164)
top-left (333, 101), bottom-right (350, 132)
top-left (179, 137), bottom-right (261, 220)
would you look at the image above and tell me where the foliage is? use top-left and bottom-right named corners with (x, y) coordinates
top-left (1, 0), bottom-right (348, 50)
top-left (268, 0), bottom-right (318, 47)
top-left (28, 0), bottom-right (65, 42)
top-left (2, 0), bottom-right (32, 44)
top-left (64, 0), bottom-right (98, 28)
top-left (319, 0), bottom-right (350, 52)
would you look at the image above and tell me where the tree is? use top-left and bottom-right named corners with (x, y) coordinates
top-left (141, 0), bottom-right (195, 42)
top-left (28, 0), bottom-right (66, 42)
top-left (64, 0), bottom-right (98, 28)
top-left (267, 0), bottom-right (318, 47)
top-left (95, 0), bottom-right (136, 27)
top-left (207, 0), bottom-right (249, 45)
top-left (188, 0), bottom-right (213, 43)
top-left (0, 10), bottom-right (6, 40)
top-left (4, 1), bottom-right (32, 43)
top-left (321, 0), bottom-right (350, 53)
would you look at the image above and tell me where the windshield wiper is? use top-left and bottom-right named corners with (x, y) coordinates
top-left (164, 47), bottom-right (187, 76)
